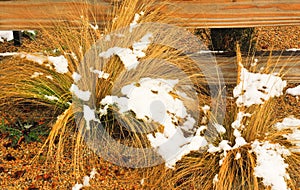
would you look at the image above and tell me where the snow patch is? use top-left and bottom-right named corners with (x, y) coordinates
top-left (233, 67), bottom-right (287, 107)
top-left (20, 53), bottom-right (48, 65)
top-left (129, 11), bottom-right (144, 32)
top-left (202, 105), bottom-right (210, 114)
top-left (44, 95), bottom-right (59, 101)
top-left (275, 117), bottom-right (300, 152)
top-left (31, 72), bottom-right (43, 78)
top-left (214, 123), bottom-right (226, 135)
top-left (286, 85), bottom-right (300, 96)
top-left (46, 75), bottom-right (53, 80)
top-left (286, 48), bottom-right (300, 52)
top-left (72, 168), bottom-right (97, 190)
top-left (0, 52), bottom-right (19, 57)
top-left (275, 117), bottom-right (300, 130)
top-left (48, 55), bottom-right (69, 74)
top-left (0, 52), bottom-right (69, 73)
top-left (72, 72), bottom-right (82, 83)
top-left (100, 77), bottom-right (206, 168)
top-left (251, 140), bottom-right (291, 190)
top-left (251, 58), bottom-right (258, 67)
top-left (70, 84), bottom-right (91, 101)
top-left (213, 174), bottom-right (219, 185)
top-left (83, 105), bottom-right (100, 130)
top-left (235, 152), bottom-right (241, 160)
top-left (231, 112), bottom-right (251, 130)
top-left (90, 68), bottom-right (109, 79)
top-left (0, 31), bottom-right (13, 42)
top-left (99, 33), bottom-right (152, 70)
top-left (89, 23), bottom-right (99, 30)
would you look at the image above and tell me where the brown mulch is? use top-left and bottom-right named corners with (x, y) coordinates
top-left (193, 26), bottom-right (300, 51)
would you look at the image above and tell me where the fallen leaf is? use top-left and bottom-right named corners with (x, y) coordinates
top-left (12, 170), bottom-right (26, 179)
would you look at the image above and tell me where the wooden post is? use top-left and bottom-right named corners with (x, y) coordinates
top-left (13, 31), bottom-right (22, 46)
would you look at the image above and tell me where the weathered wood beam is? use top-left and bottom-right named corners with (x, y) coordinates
top-left (162, 0), bottom-right (300, 28)
top-left (1, 51), bottom-right (299, 84)
top-left (0, 1), bottom-right (111, 30)
top-left (0, 0), bottom-right (300, 30)
top-left (215, 52), bottom-right (300, 84)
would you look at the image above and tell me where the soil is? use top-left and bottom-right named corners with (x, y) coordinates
top-left (0, 26), bottom-right (299, 189)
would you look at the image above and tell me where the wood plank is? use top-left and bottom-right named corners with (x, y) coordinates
top-left (0, 1), bottom-right (111, 30)
top-left (0, 0), bottom-right (300, 30)
top-left (215, 52), bottom-right (300, 84)
top-left (1, 51), bottom-right (299, 84)
top-left (162, 0), bottom-right (300, 28)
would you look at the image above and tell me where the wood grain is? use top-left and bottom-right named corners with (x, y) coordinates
top-left (1, 51), bottom-right (299, 84)
top-left (215, 52), bottom-right (300, 84)
top-left (0, 0), bottom-right (300, 30)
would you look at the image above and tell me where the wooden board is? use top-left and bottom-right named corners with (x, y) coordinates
top-left (215, 52), bottom-right (300, 84)
top-left (1, 51), bottom-right (299, 84)
top-left (0, 0), bottom-right (300, 30)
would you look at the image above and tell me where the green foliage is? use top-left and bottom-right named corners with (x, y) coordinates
top-left (0, 118), bottom-right (50, 147)
top-left (22, 30), bottom-right (37, 41)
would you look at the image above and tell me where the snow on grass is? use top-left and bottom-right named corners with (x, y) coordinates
top-left (198, 50), bottom-right (225, 54)
top-left (283, 129), bottom-right (300, 153)
top-left (89, 23), bottom-right (99, 30)
top-left (48, 55), bottom-right (69, 74)
top-left (207, 111), bottom-right (251, 164)
top-left (235, 152), bottom-right (241, 160)
top-left (100, 77), bottom-right (207, 168)
top-left (251, 58), bottom-right (259, 67)
top-left (72, 183), bottom-right (83, 190)
top-left (46, 75), bottom-right (53, 80)
top-left (0, 52), bottom-right (19, 57)
top-left (0, 31), bottom-right (13, 42)
top-left (70, 84), bottom-right (91, 101)
top-left (89, 68), bottom-right (109, 79)
top-left (202, 105), bottom-right (210, 114)
top-left (231, 112), bottom-right (251, 130)
top-left (233, 67), bottom-right (287, 107)
top-left (275, 117), bottom-right (300, 152)
top-left (0, 52), bottom-right (69, 73)
top-left (20, 53), bottom-right (48, 65)
top-left (99, 33), bottom-right (152, 70)
top-left (286, 85), bottom-right (300, 96)
top-left (207, 120), bottom-right (247, 165)
top-left (72, 72), bottom-right (81, 83)
top-left (213, 123), bottom-right (226, 135)
top-left (213, 174), bottom-right (219, 185)
top-left (274, 117), bottom-right (300, 130)
top-left (129, 11), bottom-right (144, 32)
top-left (286, 48), bottom-right (300, 52)
top-left (231, 112), bottom-right (251, 147)
top-left (44, 95), bottom-right (59, 101)
top-left (251, 140), bottom-right (291, 190)
top-left (31, 72), bottom-right (43, 78)
top-left (72, 168), bottom-right (98, 190)
top-left (83, 105), bottom-right (100, 130)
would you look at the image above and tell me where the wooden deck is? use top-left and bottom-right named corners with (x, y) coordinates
top-left (0, 0), bottom-right (300, 30)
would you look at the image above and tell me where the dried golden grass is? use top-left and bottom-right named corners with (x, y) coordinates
top-left (0, 0), bottom-right (299, 189)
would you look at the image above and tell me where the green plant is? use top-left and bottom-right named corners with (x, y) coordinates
top-left (0, 118), bottom-right (50, 147)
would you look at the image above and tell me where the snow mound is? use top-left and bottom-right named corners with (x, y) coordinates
top-left (233, 67), bottom-right (286, 107)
